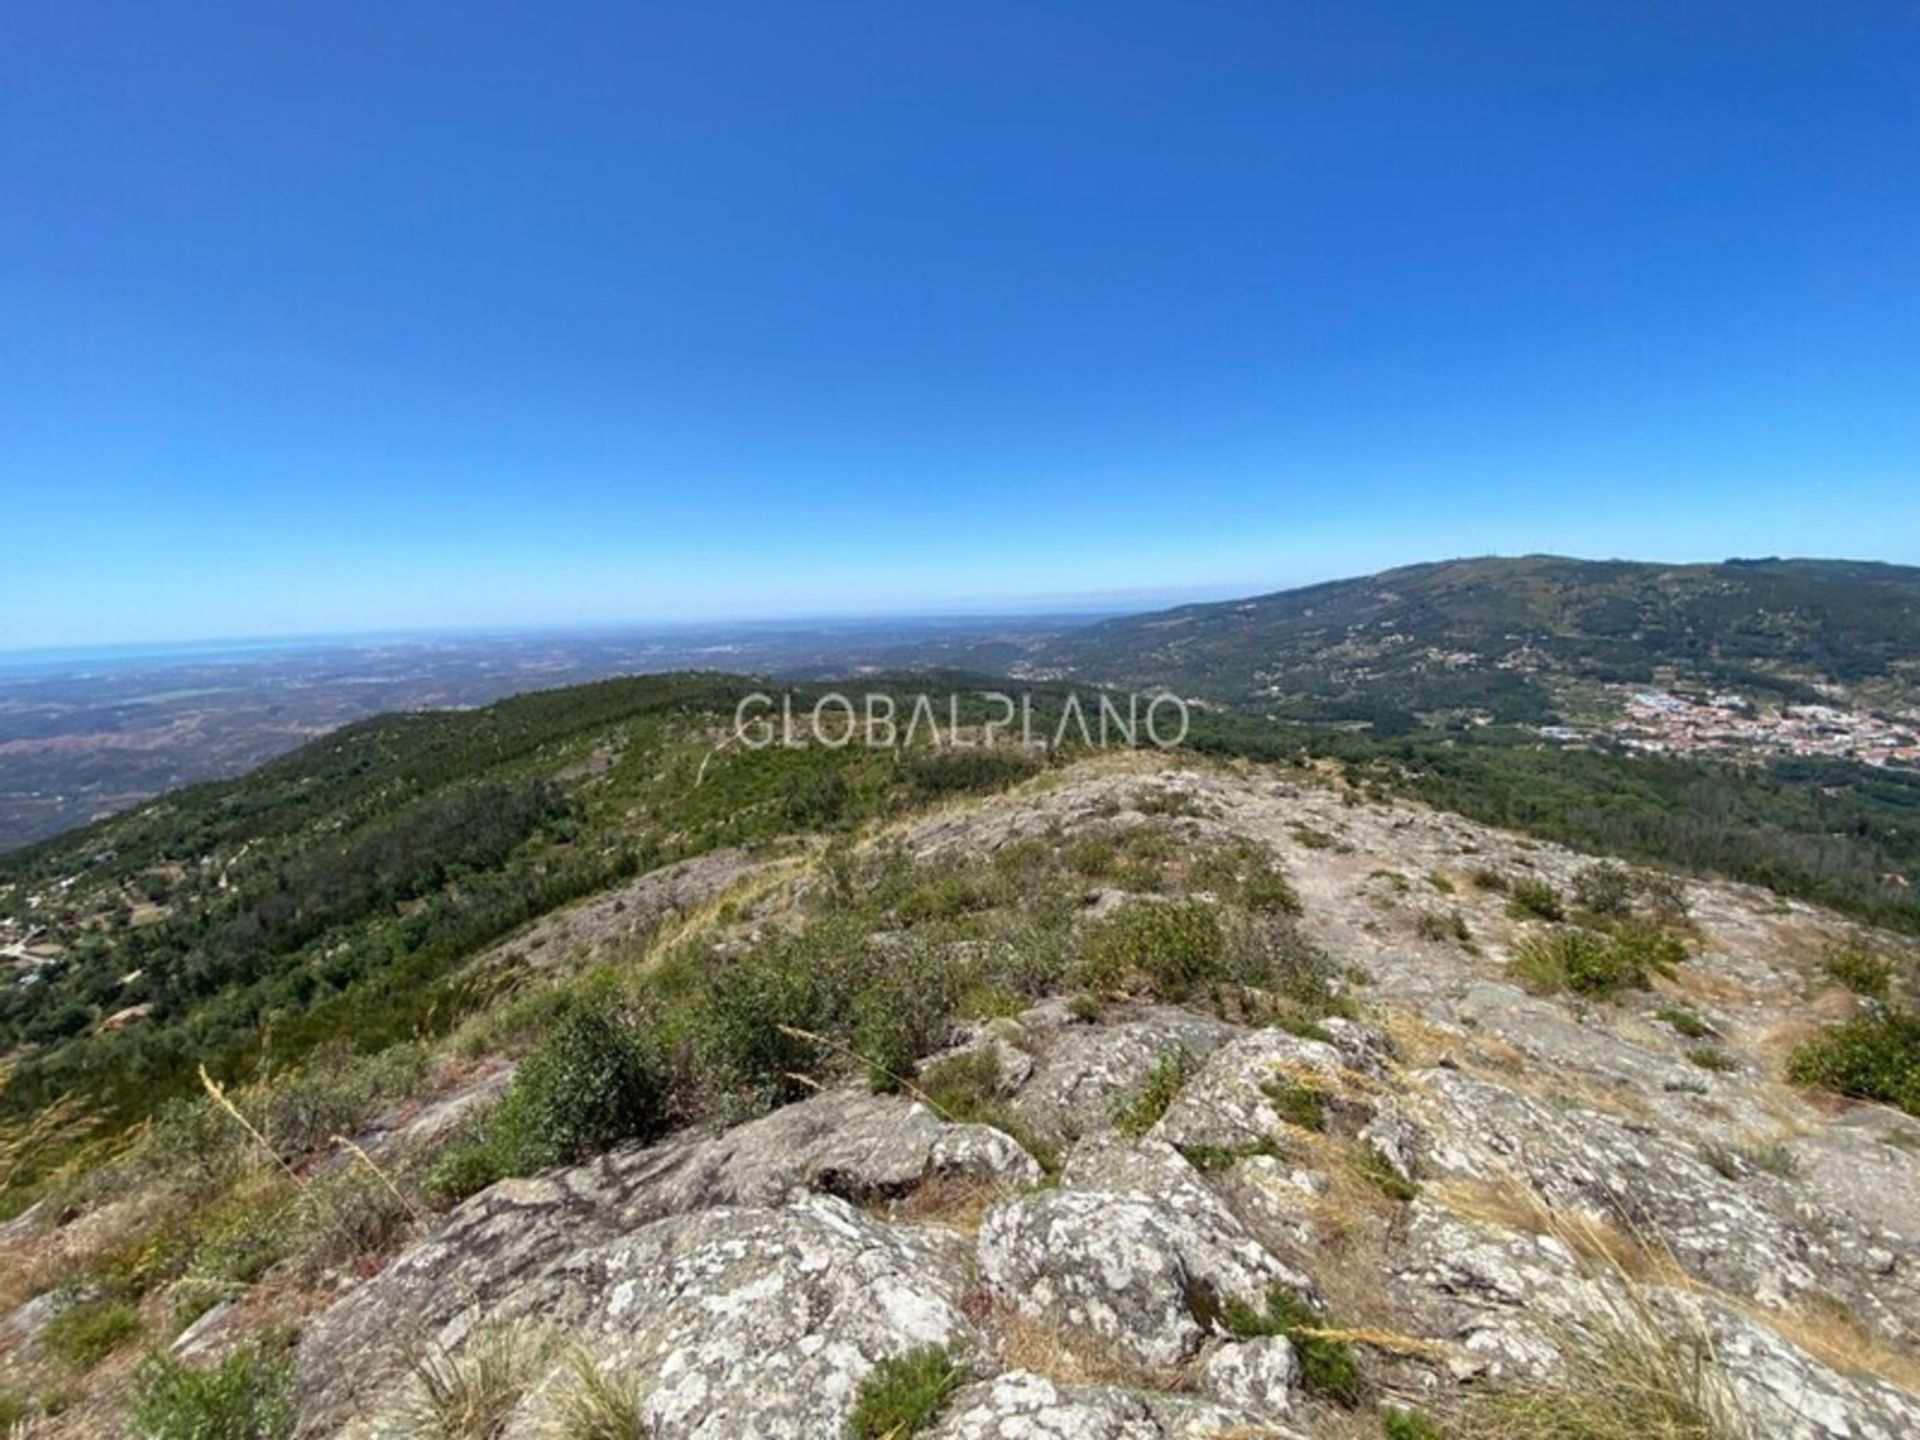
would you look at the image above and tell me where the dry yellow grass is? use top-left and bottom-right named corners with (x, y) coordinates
top-left (993, 1308), bottom-right (1193, 1394)
top-left (1427, 1175), bottom-right (1674, 1285)
top-left (1748, 1294), bottom-right (1920, 1397)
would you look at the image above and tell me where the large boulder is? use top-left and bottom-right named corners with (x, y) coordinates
top-left (926, 1370), bottom-right (1301, 1440)
top-left (976, 1138), bottom-right (1307, 1371)
top-left (294, 1089), bottom-right (1035, 1431)
top-left (1005, 1008), bottom-right (1239, 1143)
top-left (491, 1194), bottom-right (975, 1439)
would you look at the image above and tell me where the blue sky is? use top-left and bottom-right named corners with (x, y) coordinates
top-left (4, 2), bottom-right (1917, 649)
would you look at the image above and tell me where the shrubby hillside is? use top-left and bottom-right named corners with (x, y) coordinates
top-left (2, 723), bottom-right (1919, 1437)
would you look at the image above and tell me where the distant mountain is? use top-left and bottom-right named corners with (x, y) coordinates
top-left (1036, 555), bottom-right (1920, 724)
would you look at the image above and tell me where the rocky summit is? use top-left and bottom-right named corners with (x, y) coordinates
top-left (4, 755), bottom-right (1918, 1439)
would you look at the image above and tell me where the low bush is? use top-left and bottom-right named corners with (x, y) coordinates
top-left (43, 1297), bottom-right (141, 1369)
top-left (1687, 1047), bottom-right (1740, 1074)
top-left (1657, 1008), bottom-right (1711, 1039)
top-left (845, 1344), bottom-right (968, 1438)
top-left (1572, 862), bottom-right (1635, 917)
top-left (915, 1048), bottom-right (1058, 1173)
top-left (129, 1339), bottom-right (297, 1440)
top-left (1382, 1409), bottom-right (1445, 1440)
top-left (1827, 947), bottom-right (1895, 1000)
top-left (1510, 925), bottom-right (1676, 999)
top-left (1191, 839), bottom-right (1302, 916)
top-left (1507, 878), bottom-right (1565, 922)
top-left (1788, 1007), bottom-right (1920, 1116)
top-left (489, 999), bottom-right (669, 1174)
top-left (1261, 1076), bottom-right (1328, 1133)
top-left (1081, 899), bottom-right (1232, 998)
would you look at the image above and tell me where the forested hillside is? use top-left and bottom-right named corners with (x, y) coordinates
top-left (1039, 555), bottom-right (1920, 719)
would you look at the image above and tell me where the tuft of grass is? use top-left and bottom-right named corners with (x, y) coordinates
top-left (1826, 946), bottom-right (1895, 1000)
top-left (1469, 866), bottom-right (1510, 893)
top-left (845, 1344), bottom-right (968, 1439)
top-left (1787, 1007), bottom-right (1920, 1116)
top-left (129, 1339), bottom-right (298, 1440)
top-left (1657, 1008), bottom-right (1711, 1040)
top-left (1686, 1048), bottom-right (1739, 1074)
top-left (1461, 1322), bottom-right (1740, 1440)
top-left (1352, 1141), bottom-right (1420, 1203)
top-left (1510, 926), bottom-right (1679, 999)
top-left (0, 1390), bottom-right (30, 1430)
top-left (1261, 1075), bottom-right (1329, 1133)
top-left (1742, 1144), bottom-right (1801, 1180)
top-left (1415, 908), bottom-right (1471, 944)
top-left (43, 1297), bottom-right (141, 1369)
top-left (1177, 1139), bottom-right (1283, 1173)
top-left (1112, 1047), bottom-right (1197, 1138)
top-left (1382, 1409), bottom-right (1446, 1440)
top-left (1507, 878), bottom-right (1565, 922)
top-left (1221, 1285), bottom-right (1362, 1408)
top-left (551, 1351), bottom-right (647, 1440)
top-left (390, 1326), bottom-right (547, 1439)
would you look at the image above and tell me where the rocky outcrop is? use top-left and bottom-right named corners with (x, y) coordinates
top-left (271, 762), bottom-right (1920, 1439)
top-left (293, 1090), bottom-right (1036, 1433)
top-left (927, 1370), bottom-right (1298, 1439)
top-left (494, 1194), bottom-right (973, 1439)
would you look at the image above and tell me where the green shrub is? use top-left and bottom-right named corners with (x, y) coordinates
top-left (1192, 839), bottom-right (1302, 916)
top-left (1112, 1047), bottom-right (1196, 1137)
top-left (44, 1297), bottom-right (141, 1369)
top-left (0, 1389), bottom-right (29, 1429)
top-left (1507, 878), bottom-right (1565, 922)
top-left (855, 943), bottom-right (965, 1092)
top-left (1469, 867), bottom-right (1509, 892)
top-left (1352, 1141), bottom-right (1420, 1203)
top-left (691, 926), bottom-right (850, 1108)
top-left (423, 1129), bottom-right (508, 1207)
top-left (256, 1041), bottom-right (429, 1160)
top-left (845, 1344), bottom-right (968, 1438)
top-left (1827, 947), bottom-right (1895, 999)
top-left (1657, 1008), bottom-right (1711, 1039)
top-left (1609, 922), bottom-right (1688, 978)
top-left (1221, 1285), bottom-right (1361, 1407)
top-left (1081, 900), bottom-right (1230, 998)
top-left (490, 1001), bottom-right (668, 1174)
top-left (1261, 1076), bottom-right (1328, 1133)
top-left (1687, 1047), bottom-right (1740, 1073)
top-left (129, 1340), bottom-right (297, 1440)
top-left (1510, 926), bottom-right (1672, 999)
top-left (1572, 862), bottom-right (1635, 916)
top-left (1382, 1409), bottom-right (1445, 1440)
top-left (1788, 1007), bottom-right (1920, 1116)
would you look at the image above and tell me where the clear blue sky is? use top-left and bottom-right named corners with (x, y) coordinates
top-left (4, 2), bottom-right (1916, 649)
